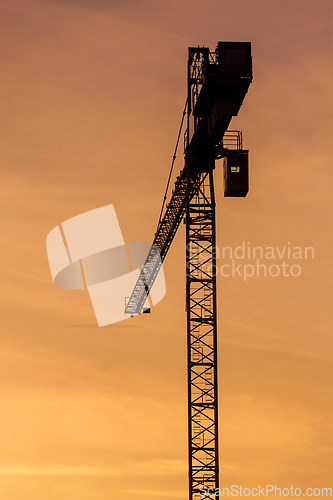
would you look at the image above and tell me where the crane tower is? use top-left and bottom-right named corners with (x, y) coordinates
top-left (125, 41), bottom-right (253, 499)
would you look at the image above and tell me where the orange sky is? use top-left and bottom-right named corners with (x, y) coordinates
top-left (0, 0), bottom-right (332, 498)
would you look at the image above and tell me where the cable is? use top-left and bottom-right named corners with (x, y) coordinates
top-left (155, 98), bottom-right (188, 234)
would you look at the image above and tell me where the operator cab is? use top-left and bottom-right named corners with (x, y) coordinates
top-left (223, 150), bottom-right (249, 197)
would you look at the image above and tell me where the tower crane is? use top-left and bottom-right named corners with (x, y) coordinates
top-left (125, 41), bottom-right (253, 499)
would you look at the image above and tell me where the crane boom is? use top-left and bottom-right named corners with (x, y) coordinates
top-left (125, 42), bottom-right (252, 317)
top-left (124, 166), bottom-right (200, 316)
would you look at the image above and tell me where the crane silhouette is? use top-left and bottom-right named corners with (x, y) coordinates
top-left (125, 41), bottom-right (253, 500)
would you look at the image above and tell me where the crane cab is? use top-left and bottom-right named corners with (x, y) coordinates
top-left (223, 150), bottom-right (249, 197)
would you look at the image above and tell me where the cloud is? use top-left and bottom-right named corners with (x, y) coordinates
top-left (0, 458), bottom-right (186, 477)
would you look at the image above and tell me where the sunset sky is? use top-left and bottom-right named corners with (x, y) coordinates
top-left (0, 0), bottom-right (332, 498)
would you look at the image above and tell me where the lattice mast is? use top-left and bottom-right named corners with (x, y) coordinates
top-left (186, 170), bottom-right (218, 497)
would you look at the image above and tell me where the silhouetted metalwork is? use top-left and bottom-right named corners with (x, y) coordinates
top-left (223, 149), bottom-right (249, 197)
top-left (186, 170), bottom-right (218, 499)
top-left (125, 43), bottom-right (252, 317)
top-left (124, 41), bottom-right (252, 500)
top-left (124, 167), bottom-right (201, 316)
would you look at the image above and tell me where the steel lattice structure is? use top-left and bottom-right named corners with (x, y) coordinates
top-left (124, 167), bottom-right (201, 316)
top-left (186, 170), bottom-right (218, 498)
top-left (124, 41), bottom-right (252, 500)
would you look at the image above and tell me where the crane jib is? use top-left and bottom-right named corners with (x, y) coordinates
top-left (124, 167), bottom-right (202, 315)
